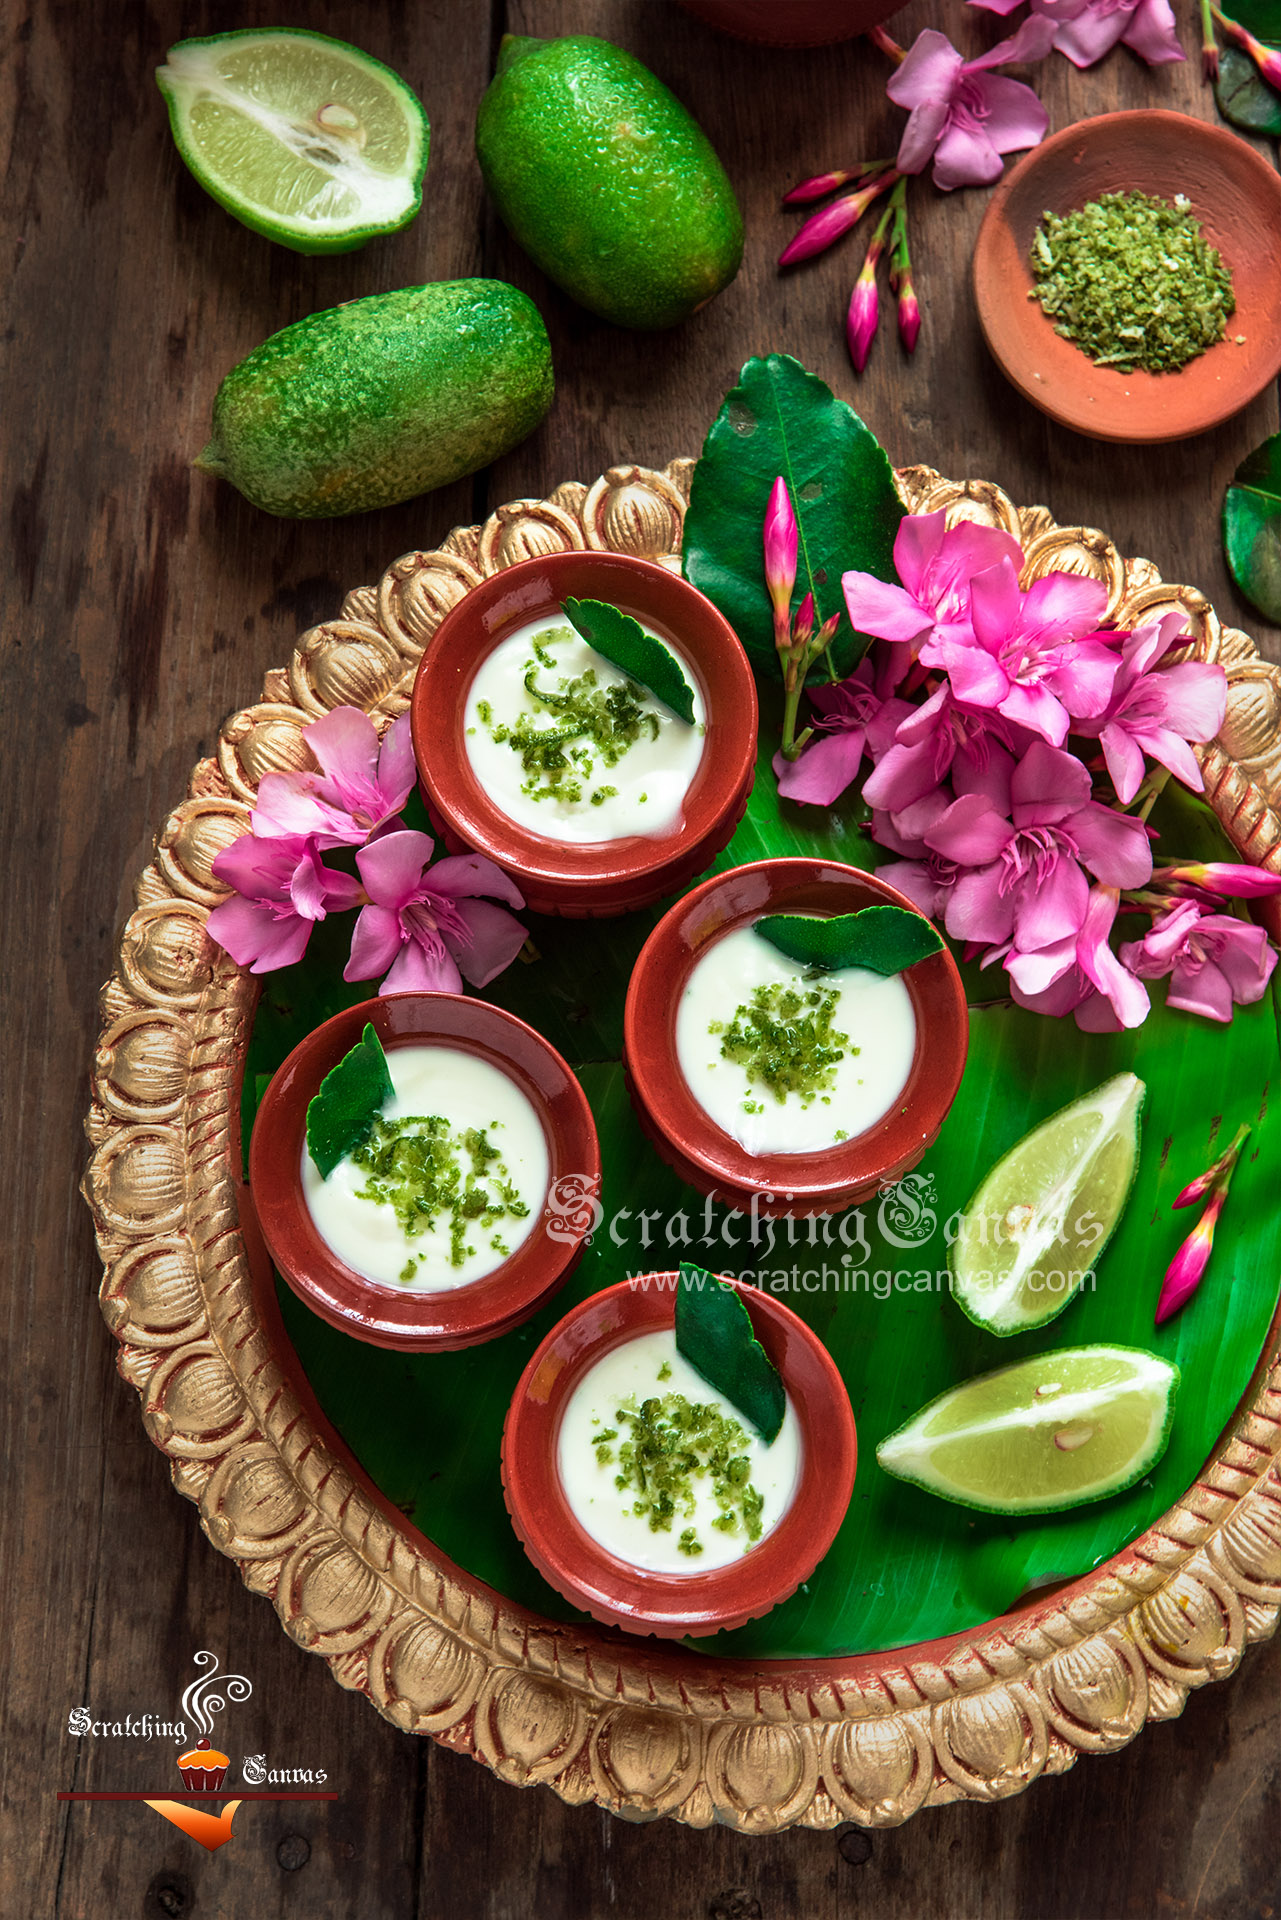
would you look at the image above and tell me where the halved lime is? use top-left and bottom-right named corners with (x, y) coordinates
top-left (156, 30), bottom-right (429, 254)
top-left (949, 1072), bottom-right (1145, 1336)
top-left (876, 1345), bottom-right (1179, 1515)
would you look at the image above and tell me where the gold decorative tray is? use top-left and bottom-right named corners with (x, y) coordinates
top-left (83, 461), bottom-right (1281, 1831)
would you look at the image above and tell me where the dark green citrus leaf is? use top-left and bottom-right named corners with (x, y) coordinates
top-left (682, 353), bottom-right (905, 679)
top-left (755, 906), bottom-right (943, 976)
top-left (1214, 44), bottom-right (1281, 135)
top-left (560, 595), bottom-right (695, 722)
top-left (1223, 431), bottom-right (1281, 624)
top-left (675, 1262), bottom-right (785, 1444)
top-left (305, 1023), bottom-right (394, 1178)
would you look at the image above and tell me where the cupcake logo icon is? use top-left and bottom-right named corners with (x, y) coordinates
top-left (174, 1651), bottom-right (253, 1795)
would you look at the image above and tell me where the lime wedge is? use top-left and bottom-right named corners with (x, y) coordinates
top-left (156, 30), bottom-right (429, 254)
top-left (949, 1071), bottom-right (1144, 1336)
top-left (877, 1345), bottom-right (1179, 1515)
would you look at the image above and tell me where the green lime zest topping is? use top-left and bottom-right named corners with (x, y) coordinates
top-left (351, 1113), bottom-right (529, 1271)
top-left (561, 595), bottom-right (696, 723)
top-left (676, 1263), bottom-right (785, 1445)
top-left (483, 627), bottom-right (659, 805)
top-left (755, 906), bottom-right (942, 976)
top-left (1030, 190), bottom-right (1235, 374)
top-left (711, 981), bottom-right (851, 1107)
top-left (592, 1387), bottom-right (765, 1553)
top-left (306, 1024), bottom-right (395, 1180)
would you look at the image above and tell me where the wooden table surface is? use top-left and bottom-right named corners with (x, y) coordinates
top-left (4, 2), bottom-right (1279, 1915)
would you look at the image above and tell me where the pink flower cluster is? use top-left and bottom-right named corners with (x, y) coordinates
top-left (206, 707), bottom-right (527, 995)
top-left (776, 509), bottom-right (1280, 1029)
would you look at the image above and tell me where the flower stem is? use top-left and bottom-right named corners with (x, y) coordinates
top-left (867, 22), bottom-right (907, 62)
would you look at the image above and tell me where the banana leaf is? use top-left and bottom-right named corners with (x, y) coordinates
top-left (248, 746), bottom-right (1281, 1658)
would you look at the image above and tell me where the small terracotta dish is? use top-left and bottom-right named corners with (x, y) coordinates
top-left (248, 993), bottom-right (600, 1353)
top-left (623, 858), bottom-right (968, 1218)
top-left (501, 1274), bottom-right (857, 1638)
top-left (973, 110), bottom-right (1281, 443)
top-left (410, 551), bottom-right (757, 918)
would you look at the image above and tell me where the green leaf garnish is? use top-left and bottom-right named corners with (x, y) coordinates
top-left (755, 907), bottom-right (943, 977)
top-left (560, 596), bottom-right (695, 724)
top-left (1223, 431), bottom-right (1281, 625)
top-left (681, 352), bottom-right (905, 680)
top-left (306, 1023), bottom-right (395, 1180)
top-left (675, 1262), bottom-right (785, 1445)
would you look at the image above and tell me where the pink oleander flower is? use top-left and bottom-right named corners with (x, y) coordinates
top-left (1119, 899), bottom-right (1277, 1022)
top-left (1173, 1121), bottom-right (1251, 1208)
top-left (763, 477), bottom-right (799, 636)
top-left (1155, 1185), bottom-right (1224, 1323)
top-left (1071, 612), bottom-right (1227, 805)
top-left (919, 556), bottom-right (1116, 747)
top-left (775, 658), bottom-right (902, 805)
top-left (345, 829), bottom-right (527, 996)
top-left (872, 791), bottom-right (963, 920)
top-left (970, 0), bottom-right (1184, 67)
top-left (862, 679), bottom-right (1021, 816)
top-left (1212, 4), bottom-right (1281, 87)
top-left (207, 833), bottom-right (361, 974)
top-left (1006, 883), bottom-right (1151, 1030)
top-left (924, 738), bottom-right (1153, 953)
top-left (886, 20), bottom-right (1056, 191)
top-left (253, 707), bottom-right (416, 848)
top-left (1155, 861), bottom-right (1281, 902)
top-left (779, 171), bottom-right (896, 265)
top-left (842, 509), bottom-right (1024, 677)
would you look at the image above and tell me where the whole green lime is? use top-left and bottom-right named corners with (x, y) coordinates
top-left (196, 281), bottom-right (553, 518)
top-left (475, 35), bottom-right (743, 331)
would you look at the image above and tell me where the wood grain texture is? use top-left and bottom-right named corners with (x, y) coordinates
top-left (1, 2), bottom-right (1278, 1916)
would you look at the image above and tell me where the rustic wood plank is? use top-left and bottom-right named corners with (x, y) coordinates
top-left (2, 0), bottom-right (1277, 1915)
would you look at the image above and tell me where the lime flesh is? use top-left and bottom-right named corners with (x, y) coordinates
top-left (877, 1345), bottom-right (1179, 1515)
top-left (156, 30), bottom-right (429, 253)
top-left (950, 1071), bottom-right (1145, 1336)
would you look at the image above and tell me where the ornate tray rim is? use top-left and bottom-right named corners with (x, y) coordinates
top-left (83, 460), bottom-right (1281, 1832)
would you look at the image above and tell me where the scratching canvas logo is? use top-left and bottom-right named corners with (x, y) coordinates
top-left (60, 1651), bottom-right (335, 1852)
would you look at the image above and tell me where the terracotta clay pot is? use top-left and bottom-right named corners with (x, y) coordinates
top-left (411, 552), bottom-right (757, 919)
top-left (680, 0), bottom-right (904, 48)
top-left (248, 993), bottom-right (600, 1352)
top-left (501, 1274), bottom-right (857, 1638)
top-left (973, 110), bottom-right (1281, 443)
top-left (623, 859), bottom-right (968, 1218)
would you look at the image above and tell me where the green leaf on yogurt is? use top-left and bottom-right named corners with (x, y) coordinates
top-left (675, 1262), bottom-right (785, 1445)
top-left (306, 1023), bottom-right (394, 1180)
top-left (560, 596), bottom-right (696, 724)
top-left (755, 906), bottom-right (943, 977)
top-left (1223, 431), bottom-right (1281, 624)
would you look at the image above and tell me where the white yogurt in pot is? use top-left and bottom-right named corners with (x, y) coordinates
top-left (301, 1043), bottom-right (549, 1291)
top-left (463, 614), bottom-right (706, 844)
top-left (674, 923), bottom-right (918, 1156)
top-left (556, 1327), bottom-right (802, 1576)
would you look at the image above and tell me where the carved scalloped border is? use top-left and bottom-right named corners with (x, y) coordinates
top-left (83, 461), bottom-right (1281, 1832)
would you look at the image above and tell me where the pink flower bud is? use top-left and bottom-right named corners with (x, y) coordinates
top-left (1216, 8), bottom-right (1281, 88)
top-left (792, 591), bottom-right (816, 647)
top-left (1158, 861), bottom-right (1281, 900)
top-left (1172, 1122), bottom-right (1250, 1209)
top-left (847, 258), bottom-right (880, 373)
top-left (779, 173), bottom-right (895, 266)
top-left (783, 168), bottom-right (861, 205)
top-left (763, 477), bottom-right (799, 628)
top-left (1156, 1187), bottom-right (1225, 1324)
top-left (897, 274), bottom-right (921, 354)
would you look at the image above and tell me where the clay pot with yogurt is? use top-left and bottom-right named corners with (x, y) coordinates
top-left (411, 553), bottom-right (757, 917)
